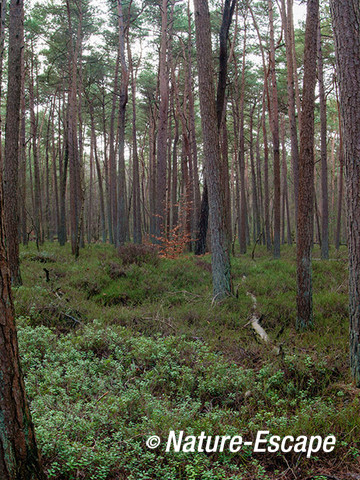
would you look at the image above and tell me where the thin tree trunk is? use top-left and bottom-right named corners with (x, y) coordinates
top-left (28, 49), bottom-right (42, 247)
top-left (318, 19), bottom-right (329, 259)
top-left (20, 71), bottom-right (27, 245)
top-left (331, 134), bottom-right (336, 212)
top-left (249, 103), bottom-right (260, 244)
top-left (171, 102), bottom-right (179, 230)
top-left (155, 0), bottom-right (169, 242)
top-left (128, 39), bottom-right (142, 244)
top-left (335, 145), bottom-right (344, 250)
top-left (187, 0), bottom-right (201, 240)
top-left (117, 0), bottom-right (129, 246)
top-left (3, 0), bottom-right (23, 285)
top-left (281, 115), bottom-right (292, 245)
top-left (281, 0), bottom-right (300, 228)
top-left (108, 56), bottom-right (120, 245)
top-left (262, 96), bottom-right (271, 250)
top-left (256, 120), bottom-right (265, 244)
top-left (87, 100), bottom-right (106, 244)
top-left (66, 0), bottom-right (82, 257)
top-left (59, 138), bottom-right (68, 246)
top-left (268, 0), bottom-right (281, 259)
top-left (239, 20), bottom-right (247, 254)
top-left (314, 182), bottom-right (321, 245)
top-left (296, 0), bottom-right (319, 329)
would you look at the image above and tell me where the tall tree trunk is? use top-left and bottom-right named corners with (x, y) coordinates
top-left (262, 96), bottom-right (272, 250)
top-left (249, 103), bottom-right (260, 243)
top-left (45, 98), bottom-right (55, 241)
top-left (117, 0), bottom-right (129, 246)
top-left (20, 72), bottom-right (27, 245)
top-left (256, 120), bottom-right (265, 244)
top-left (128, 39), bottom-right (142, 244)
top-left (51, 119), bottom-right (59, 242)
top-left (217, 0), bottom-right (235, 247)
top-left (0, 0), bottom-right (45, 476)
top-left (239, 20), bottom-right (247, 254)
top-left (193, 0), bottom-right (231, 300)
top-left (0, 0), bottom-right (7, 172)
top-left (330, 134), bottom-right (336, 212)
top-left (268, 0), bottom-right (281, 259)
top-left (171, 91), bottom-right (179, 230)
top-left (155, 0), bottom-right (169, 242)
top-left (58, 138), bottom-right (68, 246)
top-left (66, 0), bottom-right (83, 257)
top-left (28, 49), bottom-right (42, 248)
top-left (3, 0), bottom-right (23, 286)
top-left (108, 57), bottom-right (120, 245)
top-left (87, 99), bottom-right (106, 244)
top-left (296, 0), bottom-right (319, 330)
top-left (335, 145), bottom-right (344, 250)
top-left (149, 103), bottom-right (157, 239)
top-left (330, 0), bottom-right (360, 383)
top-left (187, 1), bottom-right (201, 241)
top-left (281, 114), bottom-right (292, 245)
top-left (195, 0), bottom-right (235, 255)
top-left (100, 89), bottom-right (111, 243)
top-left (0, 185), bottom-right (46, 479)
top-left (318, 19), bottom-right (329, 259)
top-left (281, 0), bottom-right (299, 228)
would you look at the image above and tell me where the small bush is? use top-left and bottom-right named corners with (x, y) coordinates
top-left (77, 280), bottom-right (101, 299)
top-left (107, 262), bottom-right (127, 279)
top-left (30, 253), bottom-right (56, 263)
top-left (117, 243), bottom-right (159, 267)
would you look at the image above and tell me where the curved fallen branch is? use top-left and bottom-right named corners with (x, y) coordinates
top-left (242, 275), bottom-right (280, 354)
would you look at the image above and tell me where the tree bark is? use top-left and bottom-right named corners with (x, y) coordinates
top-left (330, 0), bottom-right (360, 385)
top-left (128, 40), bottom-right (142, 244)
top-left (268, 0), bottom-right (281, 259)
top-left (296, 0), bottom-right (319, 330)
top-left (281, 114), bottom-right (292, 245)
top-left (335, 145), bottom-right (344, 250)
top-left (155, 0), bottom-right (169, 242)
top-left (0, 0), bottom-right (7, 172)
top-left (280, 0), bottom-right (299, 228)
top-left (66, 0), bottom-right (83, 257)
top-left (20, 72), bottom-right (27, 246)
top-left (195, 0), bottom-right (235, 255)
top-left (117, 0), bottom-right (129, 246)
top-left (3, 0), bottom-right (23, 286)
top-left (194, 0), bottom-right (231, 300)
top-left (239, 20), bottom-right (247, 254)
top-left (28, 49), bottom-right (43, 247)
top-left (0, 42), bottom-right (45, 480)
top-left (249, 103), bottom-right (260, 244)
top-left (0, 242), bottom-right (46, 480)
top-left (317, 20), bottom-right (329, 259)
top-left (187, 2), bottom-right (200, 237)
top-left (262, 95), bottom-right (272, 251)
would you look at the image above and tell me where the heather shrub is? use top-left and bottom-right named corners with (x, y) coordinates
top-left (117, 243), bottom-right (159, 267)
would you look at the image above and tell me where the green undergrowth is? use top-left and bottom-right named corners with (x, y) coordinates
top-left (13, 242), bottom-right (359, 480)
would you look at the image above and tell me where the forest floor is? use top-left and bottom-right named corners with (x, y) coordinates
top-left (14, 242), bottom-right (360, 480)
